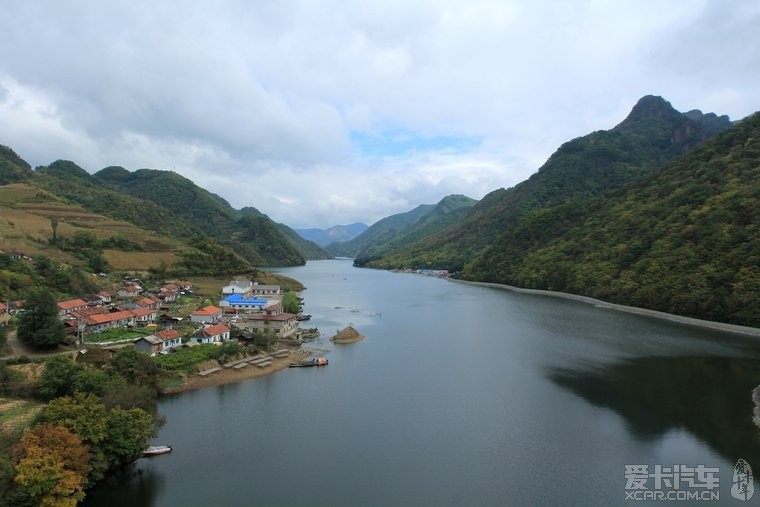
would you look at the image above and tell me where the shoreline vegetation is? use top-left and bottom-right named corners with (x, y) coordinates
top-left (452, 278), bottom-right (760, 338)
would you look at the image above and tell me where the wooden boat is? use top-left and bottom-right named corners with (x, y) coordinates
top-left (143, 444), bottom-right (172, 456)
top-left (289, 357), bottom-right (328, 368)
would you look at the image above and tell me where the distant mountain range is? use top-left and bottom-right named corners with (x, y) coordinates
top-left (293, 223), bottom-right (368, 247)
top-left (328, 194), bottom-right (477, 261)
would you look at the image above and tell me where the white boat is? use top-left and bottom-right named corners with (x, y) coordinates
top-left (143, 444), bottom-right (172, 456)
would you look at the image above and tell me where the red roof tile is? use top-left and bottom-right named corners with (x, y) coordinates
top-left (86, 310), bottom-right (133, 325)
top-left (193, 305), bottom-right (223, 316)
top-left (200, 324), bottom-right (230, 336)
top-left (57, 299), bottom-right (88, 310)
top-left (155, 329), bottom-right (182, 341)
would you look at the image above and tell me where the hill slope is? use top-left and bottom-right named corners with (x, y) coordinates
top-left (93, 167), bottom-right (329, 265)
top-left (353, 194), bottom-right (478, 265)
top-left (327, 203), bottom-right (436, 257)
top-left (463, 112), bottom-right (760, 326)
top-left (328, 195), bottom-right (476, 261)
top-left (370, 96), bottom-right (732, 271)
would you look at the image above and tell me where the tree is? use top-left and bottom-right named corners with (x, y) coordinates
top-left (103, 407), bottom-right (155, 466)
top-left (16, 288), bottom-right (65, 350)
top-left (282, 290), bottom-right (300, 314)
top-left (50, 216), bottom-right (58, 245)
top-left (110, 348), bottom-right (162, 391)
top-left (42, 392), bottom-right (110, 483)
top-left (12, 423), bottom-right (91, 507)
top-left (37, 356), bottom-right (84, 400)
top-left (42, 393), bottom-right (109, 447)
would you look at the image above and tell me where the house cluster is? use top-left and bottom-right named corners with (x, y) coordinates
top-left (56, 279), bottom-right (194, 348)
top-left (216, 279), bottom-right (299, 340)
top-left (54, 277), bottom-right (301, 355)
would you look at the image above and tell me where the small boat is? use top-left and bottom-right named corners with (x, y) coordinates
top-left (143, 444), bottom-right (172, 457)
top-left (289, 357), bottom-right (328, 368)
top-left (297, 314), bottom-right (312, 321)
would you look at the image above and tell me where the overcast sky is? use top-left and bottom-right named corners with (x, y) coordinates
top-left (1, 1), bottom-right (758, 228)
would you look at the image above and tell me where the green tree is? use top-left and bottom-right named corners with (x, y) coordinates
top-left (37, 356), bottom-right (84, 400)
top-left (42, 392), bottom-right (111, 483)
top-left (281, 290), bottom-right (300, 314)
top-left (0, 324), bottom-right (6, 350)
top-left (103, 407), bottom-right (155, 466)
top-left (110, 348), bottom-right (162, 391)
top-left (16, 288), bottom-right (65, 350)
top-left (11, 423), bottom-right (91, 507)
top-left (42, 393), bottom-right (109, 447)
top-left (50, 216), bottom-right (58, 245)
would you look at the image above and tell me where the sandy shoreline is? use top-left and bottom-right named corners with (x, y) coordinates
top-left (451, 278), bottom-right (760, 338)
top-left (161, 350), bottom-right (312, 395)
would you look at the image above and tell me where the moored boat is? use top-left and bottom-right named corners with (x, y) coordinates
top-left (143, 444), bottom-right (172, 456)
top-left (289, 357), bottom-right (328, 367)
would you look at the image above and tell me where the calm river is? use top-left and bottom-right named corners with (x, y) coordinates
top-left (84, 259), bottom-right (760, 506)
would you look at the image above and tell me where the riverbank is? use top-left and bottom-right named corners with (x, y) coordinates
top-left (452, 279), bottom-right (760, 338)
top-left (161, 350), bottom-right (312, 395)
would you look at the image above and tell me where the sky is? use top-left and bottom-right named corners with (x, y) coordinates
top-left (1, 1), bottom-right (758, 228)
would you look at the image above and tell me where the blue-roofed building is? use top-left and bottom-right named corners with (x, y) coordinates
top-left (219, 293), bottom-right (269, 311)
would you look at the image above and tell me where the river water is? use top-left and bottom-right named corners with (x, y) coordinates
top-left (84, 259), bottom-right (760, 506)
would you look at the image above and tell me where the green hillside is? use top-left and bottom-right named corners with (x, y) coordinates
top-left (353, 194), bottom-right (477, 266)
top-left (463, 112), bottom-right (760, 327)
top-left (0, 145), bottom-right (34, 185)
top-left (95, 167), bottom-right (330, 265)
top-left (370, 96), bottom-right (732, 271)
top-left (35, 161), bottom-right (200, 240)
top-left (327, 203), bottom-right (436, 257)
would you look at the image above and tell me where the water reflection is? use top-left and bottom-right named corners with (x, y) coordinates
top-left (83, 462), bottom-right (165, 507)
top-left (549, 356), bottom-right (760, 464)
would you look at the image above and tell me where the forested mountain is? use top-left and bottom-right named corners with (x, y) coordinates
top-left (294, 223), bottom-right (368, 247)
top-left (462, 112), bottom-right (760, 327)
top-left (0, 145), bottom-right (34, 184)
top-left (0, 148), bottom-right (323, 271)
top-left (327, 203), bottom-right (435, 257)
top-left (368, 96), bottom-right (732, 271)
top-left (326, 194), bottom-right (476, 259)
top-left (352, 194), bottom-right (477, 265)
top-left (94, 167), bottom-right (331, 265)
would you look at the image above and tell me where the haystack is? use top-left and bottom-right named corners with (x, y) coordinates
top-left (330, 326), bottom-right (365, 344)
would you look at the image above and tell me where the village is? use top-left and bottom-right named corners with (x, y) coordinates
top-left (1, 276), bottom-right (316, 368)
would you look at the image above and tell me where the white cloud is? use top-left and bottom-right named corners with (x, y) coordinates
top-left (0, 0), bottom-right (757, 227)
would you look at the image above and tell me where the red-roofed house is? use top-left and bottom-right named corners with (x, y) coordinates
top-left (58, 298), bottom-right (89, 316)
top-left (136, 297), bottom-right (159, 310)
top-left (131, 307), bottom-right (157, 324)
top-left (191, 324), bottom-right (231, 344)
top-left (159, 283), bottom-right (179, 302)
top-left (156, 328), bottom-right (182, 349)
top-left (0, 302), bottom-right (7, 314)
top-left (98, 291), bottom-right (112, 304)
top-left (191, 305), bottom-right (223, 324)
top-left (85, 310), bottom-right (135, 334)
